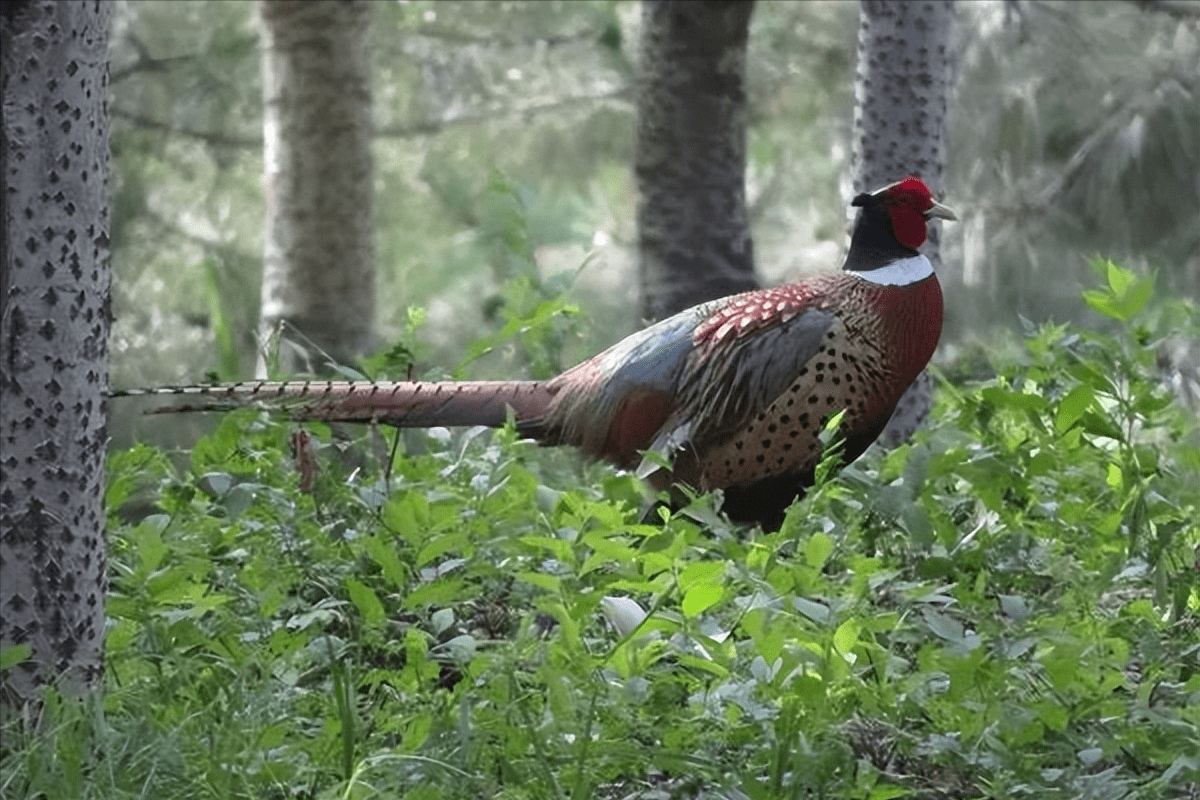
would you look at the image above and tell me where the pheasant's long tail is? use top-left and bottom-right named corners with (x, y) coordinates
top-left (113, 380), bottom-right (556, 432)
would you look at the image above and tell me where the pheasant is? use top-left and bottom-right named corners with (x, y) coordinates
top-left (116, 176), bottom-right (955, 529)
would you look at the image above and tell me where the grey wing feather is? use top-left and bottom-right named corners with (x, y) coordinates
top-left (546, 301), bottom-right (724, 451)
top-left (648, 307), bottom-right (838, 458)
top-left (591, 301), bottom-right (724, 393)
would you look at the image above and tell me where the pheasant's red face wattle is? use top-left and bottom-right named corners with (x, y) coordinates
top-left (882, 177), bottom-right (938, 251)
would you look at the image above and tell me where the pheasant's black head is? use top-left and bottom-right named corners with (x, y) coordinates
top-left (853, 176), bottom-right (957, 251)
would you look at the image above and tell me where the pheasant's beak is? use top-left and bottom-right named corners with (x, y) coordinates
top-left (925, 201), bottom-right (957, 222)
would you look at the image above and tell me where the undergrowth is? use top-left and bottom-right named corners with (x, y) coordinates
top-left (3, 260), bottom-right (1198, 800)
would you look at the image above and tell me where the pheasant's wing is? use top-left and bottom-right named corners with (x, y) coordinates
top-left (542, 301), bottom-right (723, 461)
top-left (640, 289), bottom-right (842, 476)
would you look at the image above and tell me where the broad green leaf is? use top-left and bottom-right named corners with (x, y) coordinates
top-left (1055, 384), bottom-right (1094, 434)
top-left (364, 535), bottom-right (408, 589)
top-left (1082, 288), bottom-right (1119, 319)
top-left (1120, 276), bottom-right (1153, 318)
top-left (416, 531), bottom-right (469, 567)
top-left (1035, 699), bottom-right (1069, 732)
top-left (675, 653), bottom-right (729, 678)
top-left (403, 579), bottom-right (465, 609)
top-left (516, 571), bottom-right (561, 593)
top-left (833, 618), bottom-right (860, 656)
top-left (401, 712), bottom-right (433, 753)
top-left (679, 561), bottom-right (725, 589)
top-left (403, 628), bottom-right (438, 684)
top-left (1079, 410), bottom-right (1124, 441)
top-left (382, 494), bottom-right (421, 546)
top-left (1105, 258), bottom-right (1136, 295)
top-left (1083, 260), bottom-right (1154, 320)
top-left (1106, 462), bottom-right (1123, 489)
top-left (793, 596), bottom-right (831, 625)
top-left (431, 608), bottom-right (455, 635)
top-left (805, 532), bottom-right (834, 568)
top-left (682, 583), bottom-right (723, 617)
top-left (921, 609), bottom-right (964, 641)
top-left (518, 534), bottom-right (575, 563)
top-left (748, 619), bottom-right (785, 664)
top-left (131, 514), bottom-right (170, 574)
top-left (0, 644), bottom-right (32, 670)
top-left (580, 531), bottom-right (638, 568)
top-left (1041, 645), bottom-right (1081, 691)
top-left (345, 578), bottom-right (385, 625)
top-left (1095, 509), bottom-right (1122, 537)
top-left (902, 505), bottom-right (935, 548)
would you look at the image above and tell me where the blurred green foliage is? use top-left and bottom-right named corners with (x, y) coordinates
top-left (947, 0), bottom-right (1200, 336)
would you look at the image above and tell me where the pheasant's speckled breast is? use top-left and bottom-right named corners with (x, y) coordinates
top-left (691, 271), bottom-right (943, 490)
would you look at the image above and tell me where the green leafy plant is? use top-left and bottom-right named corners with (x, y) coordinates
top-left (5, 260), bottom-right (1197, 800)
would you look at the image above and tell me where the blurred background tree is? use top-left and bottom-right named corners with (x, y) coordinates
top-left (947, 0), bottom-right (1199, 343)
top-left (257, 0), bottom-right (376, 375)
top-left (635, 0), bottom-right (758, 321)
top-left (106, 0), bottom-right (1199, 446)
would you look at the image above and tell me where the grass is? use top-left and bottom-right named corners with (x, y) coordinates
top-left (3, 260), bottom-right (1198, 800)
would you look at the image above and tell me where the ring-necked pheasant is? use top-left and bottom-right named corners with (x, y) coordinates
top-left (115, 176), bottom-right (955, 529)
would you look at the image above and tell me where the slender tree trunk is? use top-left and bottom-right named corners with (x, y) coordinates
top-left (258, 0), bottom-right (375, 376)
top-left (851, 0), bottom-right (956, 444)
top-left (1, 0), bottom-right (111, 703)
top-left (636, 0), bottom-right (759, 322)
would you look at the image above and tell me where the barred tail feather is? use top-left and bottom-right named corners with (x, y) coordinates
top-left (114, 380), bottom-right (556, 434)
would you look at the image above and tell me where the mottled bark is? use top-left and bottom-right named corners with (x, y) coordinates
top-left (636, 0), bottom-right (758, 322)
top-left (258, 0), bottom-right (375, 375)
top-left (851, 0), bottom-right (956, 444)
top-left (1, 0), bottom-right (111, 702)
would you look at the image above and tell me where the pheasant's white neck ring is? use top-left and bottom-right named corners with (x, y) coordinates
top-left (855, 254), bottom-right (934, 287)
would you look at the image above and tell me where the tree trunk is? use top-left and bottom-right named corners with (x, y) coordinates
top-left (1, 0), bottom-right (111, 703)
top-left (258, 0), bottom-right (375, 376)
top-left (636, 0), bottom-right (759, 322)
top-left (851, 0), bottom-right (956, 445)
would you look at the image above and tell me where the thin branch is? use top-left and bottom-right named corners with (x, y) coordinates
top-left (110, 32), bottom-right (199, 84)
top-left (375, 86), bottom-right (632, 138)
top-left (111, 107), bottom-right (262, 149)
top-left (1034, 74), bottom-right (1187, 207)
top-left (408, 24), bottom-right (600, 48)
top-left (141, 207), bottom-right (259, 268)
top-left (1122, 0), bottom-right (1200, 19)
top-left (114, 86), bottom-right (631, 149)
